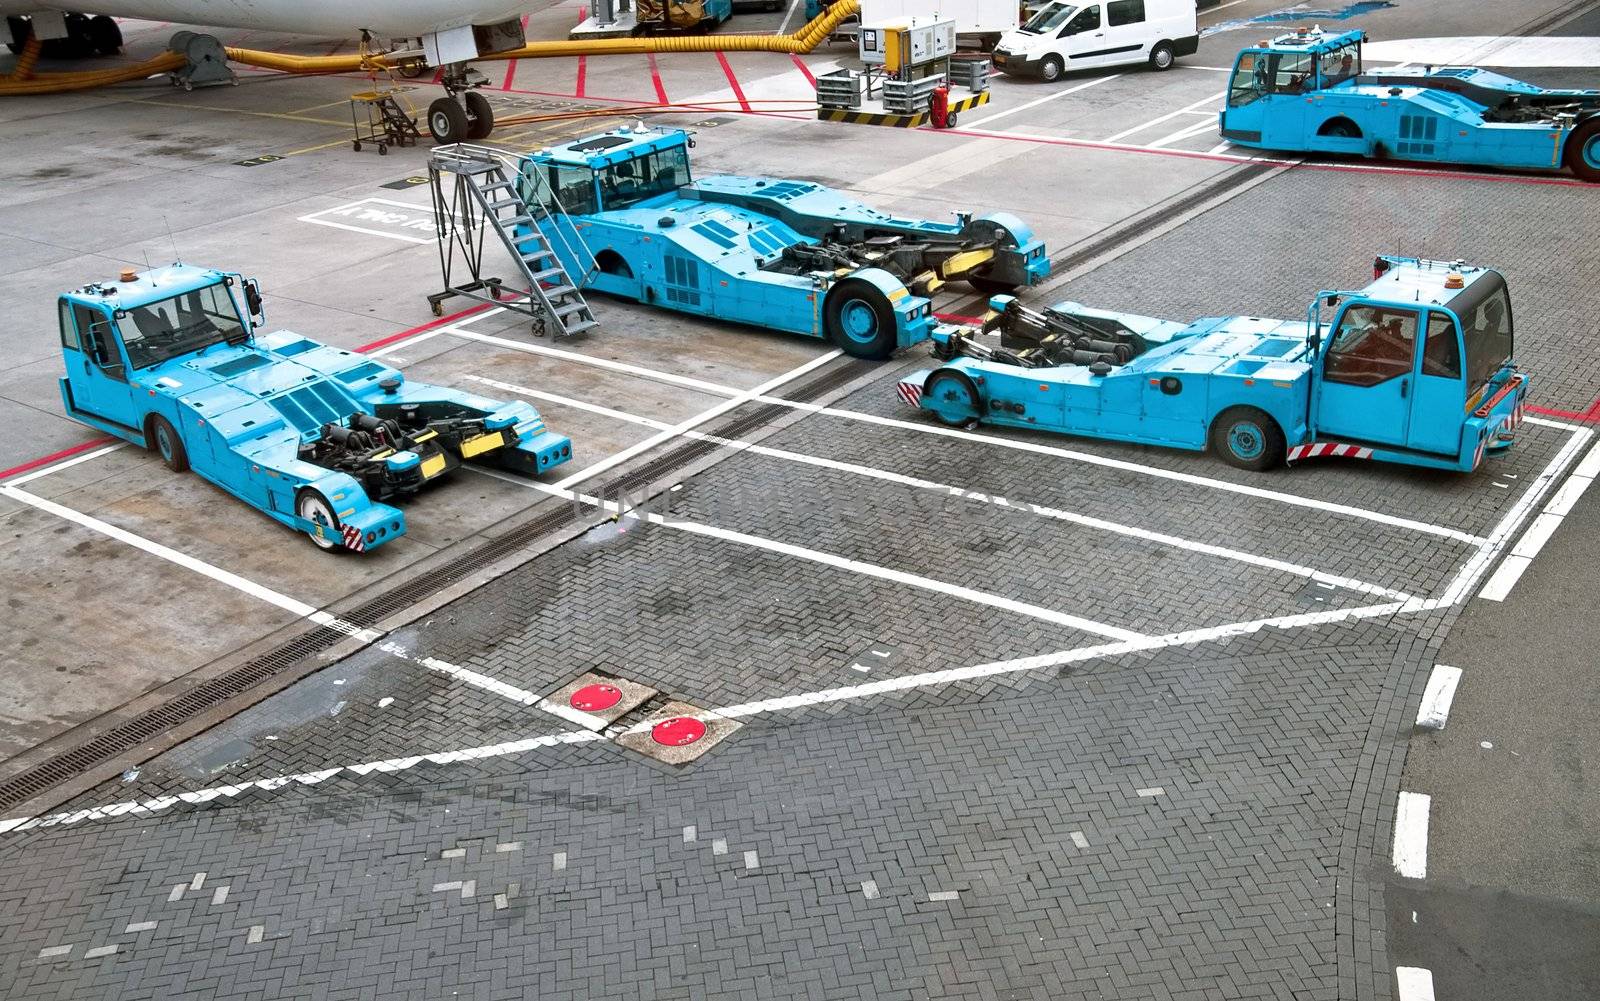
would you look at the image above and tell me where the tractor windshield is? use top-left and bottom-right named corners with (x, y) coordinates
top-left (596, 144), bottom-right (691, 210)
top-left (1452, 272), bottom-right (1514, 391)
top-left (118, 282), bottom-right (246, 369)
top-left (1021, 2), bottom-right (1077, 33)
top-left (1228, 49), bottom-right (1318, 106)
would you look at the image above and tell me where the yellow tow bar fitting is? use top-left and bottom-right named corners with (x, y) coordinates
top-left (460, 431), bottom-right (506, 458)
top-left (939, 247), bottom-right (996, 278)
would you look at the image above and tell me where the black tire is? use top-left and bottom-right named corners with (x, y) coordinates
top-left (378, 143), bottom-right (388, 155)
top-left (88, 14), bottom-right (121, 55)
top-left (352, 140), bottom-right (362, 152)
top-left (296, 489), bottom-right (343, 551)
top-left (823, 279), bottom-right (899, 359)
top-left (1039, 55), bottom-right (1064, 83)
top-left (1319, 118), bottom-right (1360, 139)
top-left (1148, 41), bottom-right (1175, 71)
top-left (427, 97), bottom-right (470, 144)
top-left (148, 415), bottom-right (189, 473)
top-left (1565, 118), bottom-right (1600, 182)
top-left (464, 91), bottom-right (495, 140)
top-left (923, 370), bottom-right (982, 428)
top-left (967, 273), bottom-right (1018, 297)
top-left (1208, 406), bottom-right (1285, 471)
top-left (945, 111), bottom-right (958, 127)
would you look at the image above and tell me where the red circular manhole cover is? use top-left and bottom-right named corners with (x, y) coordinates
top-left (570, 684), bottom-right (622, 712)
top-left (652, 716), bottom-right (706, 747)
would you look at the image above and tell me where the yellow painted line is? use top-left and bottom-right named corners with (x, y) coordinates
top-left (128, 99), bottom-right (348, 127)
top-left (284, 98), bottom-right (355, 115)
top-left (282, 136), bottom-right (359, 156)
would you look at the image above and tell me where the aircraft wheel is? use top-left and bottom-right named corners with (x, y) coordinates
top-left (149, 415), bottom-right (189, 473)
top-left (88, 14), bottom-right (122, 55)
top-left (923, 370), bottom-right (982, 428)
top-left (428, 97), bottom-right (469, 144)
top-left (1209, 406), bottom-right (1285, 471)
top-left (464, 91), bottom-right (495, 141)
top-left (824, 279), bottom-right (898, 359)
top-left (297, 489), bottom-right (343, 551)
top-left (1566, 119), bottom-right (1600, 183)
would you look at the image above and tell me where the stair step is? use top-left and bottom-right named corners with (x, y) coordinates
top-left (486, 198), bottom-right (522, 211)
top-left (560, 319), bottom-right (599, 335)
top-left (540, 284), bottom-right (578, 299)
top-left (520, 250), bottom-right (556, 263)
top-left (552, 301), bottom-right (588, 317)
top-left (527, 267), bottom-right (565, 282)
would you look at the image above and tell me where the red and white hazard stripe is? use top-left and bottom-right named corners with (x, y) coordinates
top-left (896, 379), bottom-right (923, 409)
top-left (342, 524), bottom-right (366, 552)
top-left (1286, 441), bottom-right (1373, 463)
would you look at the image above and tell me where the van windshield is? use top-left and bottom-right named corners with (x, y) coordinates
top-left (1021, 2), bottom-right (1077, 33)
top-left (118, 282), bottom-right (246, 369)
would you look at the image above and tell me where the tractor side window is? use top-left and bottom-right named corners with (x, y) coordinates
top-left (1421, 312), bottom-right (1461, 379)
top-left (1062, 4), bottom-right (1099, 34)
top-left (1324, 305), bottom-right (1419, 387)
top-left (74, 303), bottom-right (127, 380)
top-left (1228, 52), bottom-right (1263, 106)
top-left (59, 300), bottom-right (79, 350)
top-left (1455, 274), bottom-right (1514, 391)
top-left (549, 165), bottom-right (598, 216)
top-left (598, 146), bottom-right (690, 210)
top-left (1319, 41), bottom-right (1359, 84)
top-left (1107, 0), bottom-right (1143, 26)
top-left (1268, 52), bottom-right (1316, 94)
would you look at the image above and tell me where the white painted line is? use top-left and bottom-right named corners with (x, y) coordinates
top-left (446, 327), bottom-right (736, 396)
top-left (712, 838), bottom-right (728, 855)
top-left (441, 847), bottom-right (466, 858)
top-left (1206, 140), bottom-right (1231, 154)
top-left (211, 885), bottom-right (229, 905)
top-left (744, 850), bottom-right (759, 870)
top-left (861, 880), bottom-right (879, 899)
top-left (468, 374), bottom-right (1419, 602)
top-left (37, 945), bottom-right (72, 958)
top-left (1136, 786), bottom-right (1165, 797)
top-left (124, 921), bottom-right (157, 933)
top-left (461, 880), bottom-right (476, 898)
top-left (1103, 91), bottom-right (1223, 143)
top-left (554, 347), bottom-right (843, 490)
top-left (683, 825), bottom-right (696, 843)
top-left (963, 72), bottom-right (1122, 129)
top-left (432, 880), bottom-right (462, 892)
top-left (1146, 117), bottom-right (1218, 150)
top-left (297, 197), bottom-right (438, 245)
top-left (246, 926), bottom-right (265, 945)
top-left (1069, 831), bottom-right (1089, 849)
top-left (1479, 436), bottom-right (1599, 602)
top-left (1393, 791), bottom-right (1431, 879)
top-left (1, 444), bottom-right (126, 487)
top-left (483, 469), bottom-right (1149, 642)
top-left (929, 890), bottom-right (960, 902)
top-left (1415, 666), bottom-right (1462, 731)
top-left (166, 884), bottom-right (184, 902)
top-left (553, 851), bottom-right (567, 871)
top-left (1395, 966), bottom-right (1437, 1001)
top-left (190, 872), bottom-right (206, 890)
top-left (776, 0), bottom-right (802, 34)
top-left (496, 841), bottom-right (522, 853)
top-left (83, 945), bottom-right (118, 959)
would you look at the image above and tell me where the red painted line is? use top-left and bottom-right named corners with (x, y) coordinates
top-left (935, 312), bottom-right (986, 324)
top-left (354, 302), bottom-right (497, 354)
top-left (943, 127), bottom-right (1595, 188)
top-left (789, 53), bottom-right (816, 87)
top-left (648, 52), bottom-right (669, 105)
top-left (715, 51), bottom-right (751, 113)
top-left (576, 55), bottom-right (587, 98)
top-left (502, 59), bottom-right (518, 91)
top-left (0, 437), bottom-right (117, 484)
top-left (1527, 404), bottom-right (1595, 421)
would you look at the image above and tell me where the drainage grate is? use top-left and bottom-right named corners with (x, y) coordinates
top-left (0, 356), bottom-right (874, 814)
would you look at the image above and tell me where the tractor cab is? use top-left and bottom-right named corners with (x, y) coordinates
top-left (58, 265), bottom-right (261, 434)
top-left (518, 125), bottom-right (693, 218)
top-left (1310, 256), bottom-right (1518, 459)
top-left (1222, 27), bottom-right (1364, 142)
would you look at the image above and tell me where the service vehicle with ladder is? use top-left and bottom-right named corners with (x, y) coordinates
top-left (509, 125), bottom-right (1050, 359)
top-left (1220, 27), bottom-right (1600, 180)
top-left (899, 256), bottom-right (1528, 472)
top-left (56, 264), bottom-right (572, 552)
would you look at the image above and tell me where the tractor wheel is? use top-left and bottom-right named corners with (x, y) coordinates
top-left (1148, 41), bottom-right (1175, 71)
top-left (1319, 118), bottom-right (1361, 139)
top-left (923, 370), bottom-right (982, 428)
top-left (1565, 119), bottom-right (1600, 183)
top-left (88, 14), bottom-right (122, 55)
top-left (823, 279), bottom-right (899, 359)
top-left (427, 97), bottom-right (470, 144)
top-left (1039, 55), bottom-right (1064, 83)
top-left (296, 489), bottom-right (343, 551)
top-left (967, 272), bottom-right (1018, 297)
top-left (149, 416), bottom-right (189, 472)
top-left (464, 91), bottom-right (495, 141)
top-left (1208, 406), bottom-right (1285, 471)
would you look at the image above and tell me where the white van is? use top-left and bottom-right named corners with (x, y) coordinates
top-left (992, 0), bottom-right (1198, 80)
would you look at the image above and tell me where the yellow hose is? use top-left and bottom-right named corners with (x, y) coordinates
top-left (0, 1), bottom-right (856, 96)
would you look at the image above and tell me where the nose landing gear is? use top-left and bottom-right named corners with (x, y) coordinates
top-left (427, 63), bottom-right (496, 143)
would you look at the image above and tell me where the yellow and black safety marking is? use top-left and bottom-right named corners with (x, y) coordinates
top-left (816, 90), bottom-right (990, 129)
top-left (233, 154), bottom-right (285, 167)
top-left (381, 176), bottom-right (431, 190)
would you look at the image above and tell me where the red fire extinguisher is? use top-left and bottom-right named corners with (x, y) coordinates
top-left (930, 84), bottom-right (951, 129)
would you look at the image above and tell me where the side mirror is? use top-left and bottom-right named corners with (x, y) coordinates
top-left (1324, 293), bottom-right (1341, 306)
top-left (1307, 331), bottom-right (1321, 354)
top-left (244, 278), bottom-right (264, 320)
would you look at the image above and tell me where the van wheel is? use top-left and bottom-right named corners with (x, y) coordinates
top-left (1209, 407), bottom-right (1285, 471)
top-left (1149, 41), bottom-right (1175, 70)
top-left (1039, 55), bottom-right (1064, 82)
top-left (148, 416), bottom-right (189, 473)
